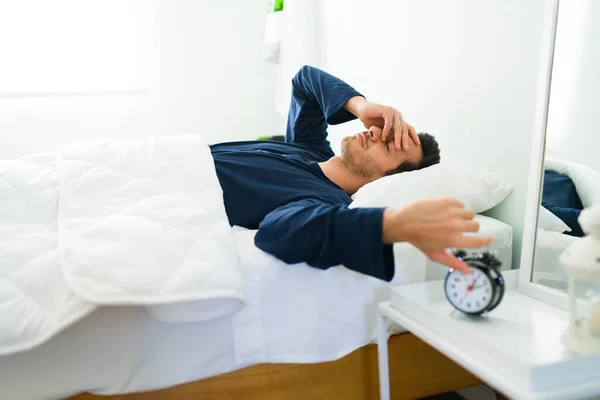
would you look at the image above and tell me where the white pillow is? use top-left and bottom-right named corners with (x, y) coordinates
top-left (538, 205), bottom-right (571, 233)
top-left (545, 157), bottom-right (600, 208)
top-left (349, 163), bottom-right (513, 213)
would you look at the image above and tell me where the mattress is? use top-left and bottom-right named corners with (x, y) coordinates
top-left (0, 216), bottom-right (513, 400)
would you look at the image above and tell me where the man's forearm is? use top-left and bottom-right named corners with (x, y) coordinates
top-left (256, 199), bottom-right (396, 282)
top-left (344, 95), bottom-right (367, 117)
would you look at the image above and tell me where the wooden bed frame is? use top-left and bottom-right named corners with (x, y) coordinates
top-left (68, 333), bottom-right (480, 400)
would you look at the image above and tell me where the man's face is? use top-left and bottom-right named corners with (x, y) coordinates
top-left (340, 126), bottom-right (423, 179)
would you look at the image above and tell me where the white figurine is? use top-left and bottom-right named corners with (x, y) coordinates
top-left (559, 203), bottom-right (600, 354)
top-left (590, 298), bottom-right (600, 337)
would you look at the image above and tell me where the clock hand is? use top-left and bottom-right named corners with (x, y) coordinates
top-left (469, 277), bottom-right (477, 289)
top-left (461, 272), bottom-right (481, 297)
top-left (471, 284), bottom-right (486, 289)
top-left (463, 279), bottom-right (476, 297)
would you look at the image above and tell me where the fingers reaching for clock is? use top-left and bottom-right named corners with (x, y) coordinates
top-left (452, 208), bottom-right (476, 220)
top-left (382, 198), bottom-right (494, 273)
top-left (426, 250), bottom-right (471, 274)
top-left (454, 234), bottom-right (494, 248)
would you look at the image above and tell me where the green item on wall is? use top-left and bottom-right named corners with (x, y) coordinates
top-left (274, 0), bottom-right (284, 12)
top-left (257, 135), bottom-right (285, 142)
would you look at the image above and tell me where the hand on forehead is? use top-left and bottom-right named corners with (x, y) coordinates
top-left (383, 126), bottom-right (420, 151)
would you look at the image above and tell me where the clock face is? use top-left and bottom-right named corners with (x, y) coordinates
top-left (445, 267), bottom-right (494, 314)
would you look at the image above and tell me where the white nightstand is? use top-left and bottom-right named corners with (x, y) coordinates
top-left (376, 270), bottom-right (600, 400)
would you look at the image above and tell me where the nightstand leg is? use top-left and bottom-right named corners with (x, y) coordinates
top-left (495, 391), bottom-right (510, 400)
top-left (377, 313), bottom-right (391, 400)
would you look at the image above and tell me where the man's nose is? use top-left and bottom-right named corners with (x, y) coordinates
top-left (368, 127), bottom-right (381, 142)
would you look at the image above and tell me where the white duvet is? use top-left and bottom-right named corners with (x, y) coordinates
top-left (0, 135), bottom-right (244, 356)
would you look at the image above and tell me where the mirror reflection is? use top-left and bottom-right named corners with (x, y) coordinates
top-left (532, 0), bottom-right (600, 292)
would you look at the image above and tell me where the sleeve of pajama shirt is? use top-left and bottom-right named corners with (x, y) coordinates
top-left (254, 198), bottom-right (395, 282)
top-left (285, 65), bottom-right (364, 149)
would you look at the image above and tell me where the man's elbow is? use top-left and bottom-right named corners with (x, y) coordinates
top-left (254, 229), bottom-right (296, 263)
top-left (297, 64), bottom-right (314, 75)
top-left (292, 65), bottom-right (314, 85)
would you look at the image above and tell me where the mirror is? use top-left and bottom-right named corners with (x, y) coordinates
top-left (532, 0), bottom-right (600, 292)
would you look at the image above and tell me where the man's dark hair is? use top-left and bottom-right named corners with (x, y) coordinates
top-left (386, 132), bottom-right (440, 175)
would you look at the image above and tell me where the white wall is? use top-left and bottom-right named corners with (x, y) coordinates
top-left (0, 0), bottom-right (280, 159)
top-left (545, 0), bottom-right (600, 171)
top-left (317, 0), bottom-right (548, 267)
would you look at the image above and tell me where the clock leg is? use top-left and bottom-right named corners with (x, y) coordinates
top-left (377, 313), bottom-right (391, 400)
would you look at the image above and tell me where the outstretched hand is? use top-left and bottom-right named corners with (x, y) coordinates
top-left (353, 99), bottom-right (419, 151)
top-left (382, 198), bottom-right (494, 274)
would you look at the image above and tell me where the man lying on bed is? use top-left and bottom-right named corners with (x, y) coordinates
top-left (210, 65), bottom-right (492, 281)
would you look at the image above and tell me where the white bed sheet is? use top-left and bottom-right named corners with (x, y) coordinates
top-left (0, 217), bottom-right (513, 400)
top-left (531, 229), bottom-right (579, 289)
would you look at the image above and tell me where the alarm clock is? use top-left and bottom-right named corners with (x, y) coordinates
top-left (444, 250), bottom-right (505, 316)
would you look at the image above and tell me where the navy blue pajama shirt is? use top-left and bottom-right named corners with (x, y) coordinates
top-left (210, 65), bottom-right (395, 281)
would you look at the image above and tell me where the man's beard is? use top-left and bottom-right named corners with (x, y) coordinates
top-left (340, 137), bottom-right (378, 178)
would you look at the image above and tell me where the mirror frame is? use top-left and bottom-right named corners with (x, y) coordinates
top-left (517, 0), bottom-right (571, 309)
